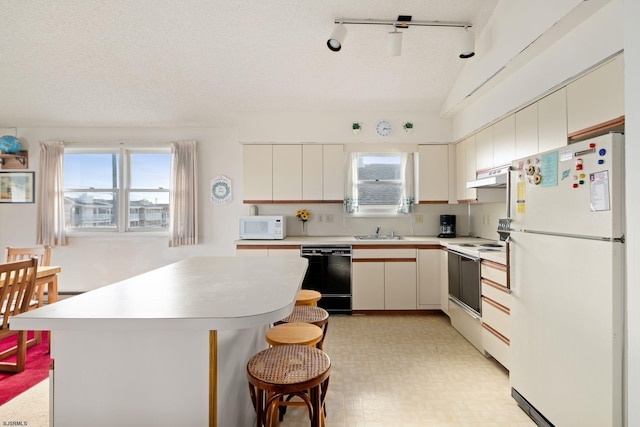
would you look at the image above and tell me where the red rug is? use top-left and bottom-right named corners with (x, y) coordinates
top-left (0, 331), bottom-right (51, 406)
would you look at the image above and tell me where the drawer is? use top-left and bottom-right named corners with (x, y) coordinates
top-left (482, 326), bottom-right (510, 370)
top-left (353, 248), bottom-right (416, 259)
top-left (481, 260), bottom-right (507, 287)
top-left (482, 280), bottom-right (510, 308)
top-left (482, 297), bottom-right (509, 338)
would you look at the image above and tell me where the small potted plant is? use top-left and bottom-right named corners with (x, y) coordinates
top-left (403, 122), bottom-right (414, 134)
top-left (352, 122), bottom-right (362, 135)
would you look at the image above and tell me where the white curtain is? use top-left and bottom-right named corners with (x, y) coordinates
top-left (343, 153), bottom-right (359, 213)
top-left (169, 140), bottom-right (198, 247)
top-left (37, 141), bottom-right (67, 246)
top-left (398, 152), bottom-right (416, 213)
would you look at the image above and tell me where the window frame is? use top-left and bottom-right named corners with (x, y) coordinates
top-left (63, 143), bottom-right (171, 235)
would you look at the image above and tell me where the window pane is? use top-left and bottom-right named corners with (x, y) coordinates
top-left (129, 192), bottom-right (170, 229)
top-left (64, 191), bottom-right (117, 229)
top-left (130, 153), bottom-right (170, 189)
top-left (356, 154), bottom-right (402, 205)
top-left (64, 153), bottom-right (119, 189)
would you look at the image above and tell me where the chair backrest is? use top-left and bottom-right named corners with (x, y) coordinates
top-left (0, 258), bottom-right (38, 332)
top-left (5, 246), bottom-right (51, 267)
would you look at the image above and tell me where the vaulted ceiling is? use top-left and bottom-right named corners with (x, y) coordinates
top-left (0, 0), bottom-right (498, 127)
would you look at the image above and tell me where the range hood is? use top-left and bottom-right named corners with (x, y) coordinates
top-left (466, 165), bottom-right (510, 188)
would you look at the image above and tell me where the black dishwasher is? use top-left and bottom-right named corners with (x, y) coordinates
top-left (300, 245), bottom-right (352, 314)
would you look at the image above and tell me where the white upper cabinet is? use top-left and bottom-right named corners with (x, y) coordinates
top-left (322, 145), bottom-right (344, 201)
top-left (492, 115), bottom-right (515, 167)
top-left (418, 144), bottom-right (449, 203)
top-left (475, 127), bottom-right (493, 171)
top-left (538, 88), bottom-right (568, 153)
top-left (273, 145), bottom-right (302, 201)
top-left (567, 54), bottom-right (624, 135)
top-left (243, 145), bottom-right (273, 202)
top-left (465, 136), bottom-right (477, 201)
top-left (302, 145), bottom-right (323, 201)
top-left (515, 102), bottom-right (539, 159)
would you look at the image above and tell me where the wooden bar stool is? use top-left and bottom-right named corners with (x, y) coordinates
top-left (295, 289), bottom-right (321, 307)
top-left (247, 344), bottom-right (330, 427)
top-left (279, 306), bottom-right (329, 350)
top-left (265, 322), bottom-right (323, 348)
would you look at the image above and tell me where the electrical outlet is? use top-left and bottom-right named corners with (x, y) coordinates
top-left (414, 214), bottom-right (423, 224)
top-left (318, 214), bottom-right (324, 223)
top-left (326, 214), bottom-right (334, 223)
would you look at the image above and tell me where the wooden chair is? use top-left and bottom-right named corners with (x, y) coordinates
top-left (295, 289), bottom-right (321, 307)
top-left (5, 246), bottom-right (52, 344)
top-left (0, 258), bottom-right (39, 373)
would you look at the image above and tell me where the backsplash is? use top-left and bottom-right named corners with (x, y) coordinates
top-left (245, 203), bottom-right (479, 238)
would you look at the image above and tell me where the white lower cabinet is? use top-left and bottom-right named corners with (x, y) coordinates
top-left (352, 248), bottom-right (417, 310)
top-left (417, 248), bottom-right (442, 310)
top-left (236, 245), bottom-right (301, 257)
top-left (480, 259), bottom-right (510, 369)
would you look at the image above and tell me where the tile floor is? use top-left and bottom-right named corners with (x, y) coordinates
top-left (277, 313), bottom-right (535, 426)
top-left (0, 313), bottom-right (536, 426)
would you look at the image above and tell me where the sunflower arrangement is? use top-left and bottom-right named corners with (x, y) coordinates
top-left (296, 209), bottom-right (310, 222)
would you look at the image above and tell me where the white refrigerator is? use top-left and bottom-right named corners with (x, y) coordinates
top-left (507, 132), bottom-right (625, 427)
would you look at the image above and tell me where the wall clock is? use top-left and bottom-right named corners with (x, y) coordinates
top-left (375, 120), bottom-right (393, 138)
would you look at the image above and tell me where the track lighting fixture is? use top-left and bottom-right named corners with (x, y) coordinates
top-left (327, 16), bottom-right (474, 59)
top-left (459, 27), bottom-right (476, 59)
top-left (327, 23), bottom-right (347, 52)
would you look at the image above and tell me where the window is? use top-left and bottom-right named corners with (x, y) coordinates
top-left (344, 152), bottom-right (415, 216)
top-left (63, 147), bottom-right (171, 232)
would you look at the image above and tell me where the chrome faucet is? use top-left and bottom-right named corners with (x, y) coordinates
top-left (375, 225), bottom-right (381, 238)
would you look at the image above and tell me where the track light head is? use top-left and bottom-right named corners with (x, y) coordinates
top-left (459, 28), bottom-right (475, 59)
top-left (387, 29), bottom-right (403, 56)
top-left (327, 23), bottom-right (347, 52)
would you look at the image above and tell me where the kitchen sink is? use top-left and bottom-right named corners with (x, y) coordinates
top-left (355, 235), bottom-right (404, 240)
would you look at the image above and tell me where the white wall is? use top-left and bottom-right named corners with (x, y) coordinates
top-left (624, 0), bottom-right (639, 424)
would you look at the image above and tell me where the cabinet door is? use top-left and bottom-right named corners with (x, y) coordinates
top-left (493, 115), bottom-right (515, 167)
top-left (242, 145), bottom-right (273, 202)
top-left (475, 127), bottom-right (493, 171)
top-left (352, 261), bottom-right (385, 310)
top-left (268, 248), bottom-right (301, 257)
top-left (440, 250), bottom-right (449, 315)
top-left (455, 139), bottom-right (466, 202)
top-left (384, 261), bottom-right (417, 310)
top-left (322, 145), bottom-right (344, 201)
top-left (538, 88), bottom-right (567, 153)
top-left (273, 145), bottom-right (302, 201)
top-left (418, 145), bottom-right (448, 203)
top-left (302, 145), bottom-right (323, 201)
top-left (236, 248), bottom-right (269, 257)
top-left (567, 54), bottom-right (624, 135)
top-left (418, 249), bottom-right (441, 309)
top-left (464, 136), bottom-right (477, 201)
top-left (515, 103), bottom-right (538, 159)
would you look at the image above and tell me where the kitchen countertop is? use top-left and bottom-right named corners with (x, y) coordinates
top-left (236, 236), bottom-right (507, 265)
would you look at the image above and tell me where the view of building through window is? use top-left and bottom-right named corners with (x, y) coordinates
top-left (63, 151), bottom-right (170, 231)
top-left (356, 154), bottom-right (403, 206)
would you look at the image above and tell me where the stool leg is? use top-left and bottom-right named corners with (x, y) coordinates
top-left (310, 385), bottom-right (321, 427)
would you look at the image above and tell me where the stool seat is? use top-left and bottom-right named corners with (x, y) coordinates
top-left (296, 289), bottom-right (321, 306)
top-left (280, 306), bottom-right (329, 350)
top-left (247, 344), bottom-right (330, 427)
top-left (266, 322), bottom-right (323, 347)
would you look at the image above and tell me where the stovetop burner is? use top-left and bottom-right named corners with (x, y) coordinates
top-left (457, 243), bottom-right (477, 247)
top-left (480, 243), bottom-right (503, 248)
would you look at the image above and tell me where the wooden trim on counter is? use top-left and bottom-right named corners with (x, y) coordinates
top-left (415, 244), bottom-right (444, 250)
top-left (236, 244), bottom-right (300, 250)
top-left (482, 323), bottom-right (510, 345)
top-left (482, 296), bottom-right (510, 315)
top-left (482, 278), bottom-right (509, 293)
top-left (418, 200), bottom-right (448, 204)
top-left (353, 258), bottom-right (416, 263)
top-left (481, 259), bottom-right (507, 271)
top-left (352, 244), bottom-right (419, 250)
top-left (568, 115), bottom-right (625, 142)
top-left (242, 200), bottom-right (274, 204)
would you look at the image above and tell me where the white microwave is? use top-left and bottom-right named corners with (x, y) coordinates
top-left (239, 215), bottom-right (286, 240)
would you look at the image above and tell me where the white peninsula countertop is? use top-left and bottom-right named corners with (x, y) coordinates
top-left (12, 256), bottom-right (309, 427)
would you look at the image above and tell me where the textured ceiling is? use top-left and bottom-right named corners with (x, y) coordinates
top-left (0, 0), bottom-right (498, 127)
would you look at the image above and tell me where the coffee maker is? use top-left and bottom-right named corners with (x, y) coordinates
top-left (438, 215), bottom-right (456, 238)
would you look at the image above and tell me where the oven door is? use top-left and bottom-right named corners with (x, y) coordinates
top-left (447, 250), bottom-right (481, 316)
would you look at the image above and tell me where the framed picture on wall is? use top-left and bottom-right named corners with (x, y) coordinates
top-left (0, 171), bottom-right (35, 203)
